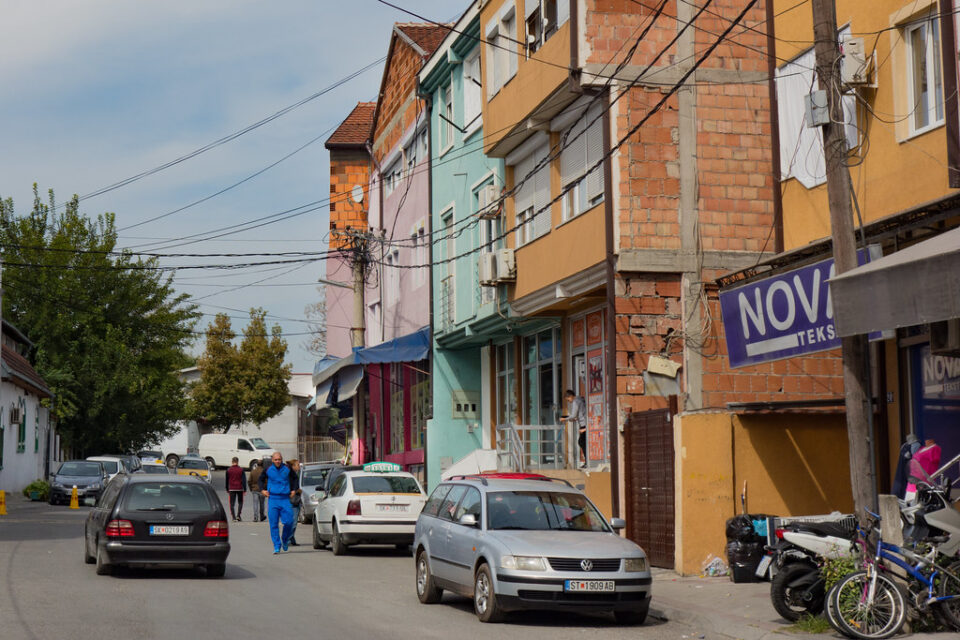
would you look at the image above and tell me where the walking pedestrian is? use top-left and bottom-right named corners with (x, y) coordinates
top-left (561, 389), bottom-right (588, 467)
top-left (225, 457), bottom-right (247, 522)
top-left (260, 451), bottom-right (299, 553)
top-left (287, 459), bottom-right (302, 546)
top-left (249, 459), bottom-right (265, 522)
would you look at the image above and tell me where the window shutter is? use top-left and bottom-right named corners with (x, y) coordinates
top-left (585, 103), bottom-right (605, 201)
top-left (532, 146), bottom-right (552, 238)
top-left (514, 154), bottom-right (535, 218)
top-left (560, 116), bottom-right (586, 187)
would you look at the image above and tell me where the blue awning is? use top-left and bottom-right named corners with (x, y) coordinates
top-left (352, 326), bottom-right (430, 364)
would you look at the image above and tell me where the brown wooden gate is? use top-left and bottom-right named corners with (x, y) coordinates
top-left (624, 407), bottom-right (675, 569)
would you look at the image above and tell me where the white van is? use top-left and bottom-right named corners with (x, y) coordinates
top-left (198, 434), bottom-right (275, 470)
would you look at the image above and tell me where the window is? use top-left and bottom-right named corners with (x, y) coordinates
top-left (410, 225), bottom-right (427, 289)
top-left (410, 359), bottom-right (430, 449)
top-left (15, 404), bottom-right (25, 454)
top-left (368, 301), bottom-right (382, 345)
top-left (384, 249), bottom-right (399, 309)
top-left (439, 210), bottom-right (456, 327)
top-left (384, 158), bottom-right (403, 197)
top-left (522, 328), bottom-right (562, 426)
top-left (423, 484), bottom-right (452, 517)
top-left (569, 309), bottom-right (609, 467)
top-left (352, 475), bottom-right (421, 494)
top-left (455, 487), bottom-right (482, 522)
top-left (330, 474), bottom-right (347, 497)
top-left (496, 342), bottom-right (518, 425)
top-left (238, 439), bottom-right (253, 451)
top-left (524, 0), bottom-right (568, 54)
top-left (512, 144), bottom-right (551, 246)
top-left (0, 423), bottom-right (4, 470)
top-left (486, 5), bottom-right (518, 98)
top-left (34, 410), bottom-right (39, 453)
top-left (442, 85), bottom-right (454, 149)
top-left (438, 484), bottom-right (468, 521)
top-left (561, 103), bottom-right (605, 221)
top-left (463, 50), bottom-right (482, 134)
top-left (906, 17), bottom-right (944, 134)
top-left (390, 362), bottom-right (404, 454)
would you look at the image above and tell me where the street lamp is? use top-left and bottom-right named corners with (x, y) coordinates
top-left (317, 277), bottom-right (352, 289)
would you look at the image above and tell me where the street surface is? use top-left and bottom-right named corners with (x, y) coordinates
top-left (0, 473), bottom-right (726, 640)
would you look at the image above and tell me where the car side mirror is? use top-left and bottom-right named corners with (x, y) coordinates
top-left (459, 513), bottom-right (478, 527)
top-left (610, 517), bottom-right (626, 531)
top-left (315, 485), bottom-right (324, 492)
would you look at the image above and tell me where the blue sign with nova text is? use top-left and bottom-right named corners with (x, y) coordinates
top-left (719, 247), bottom-right (879, 369)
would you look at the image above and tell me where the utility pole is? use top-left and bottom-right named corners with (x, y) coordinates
top-left (810, 0), bottom-right (875, 517)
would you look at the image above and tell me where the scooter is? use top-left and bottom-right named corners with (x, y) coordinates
top-left (756, 515), bottom-right (857, 622)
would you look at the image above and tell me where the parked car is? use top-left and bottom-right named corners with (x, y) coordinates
top-left (49, 460), bottom-right (107, 505)
top-left (176, 457), bottom-right (212, 482)
top-left (137, 450), bottom-right (164, 466)
top-left (198, 433), bottom-right (275, 470)
top-left (118, 454), bottom-right (143, 472)
top-left (312, 462), bottom-right (426, 554)
top-left (141, 463), bottom-right (172, 475)
top-left (87, 456), bottom-right (130, 481)
top-left (83, 474), bottom-right (230, 576)
top-left (413, 476), bottom-right (652, 624)
top-left (299, 462), bottom-right (342, 524)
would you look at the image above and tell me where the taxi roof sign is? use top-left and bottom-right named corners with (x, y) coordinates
top-left (363, 461), bottom-right (402, 473)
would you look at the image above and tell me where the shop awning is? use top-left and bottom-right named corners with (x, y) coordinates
top-left (312, 364), bottom-right (364, 411)
top-left (352, 326), bottom-right (430, 364)
top-left (830, 227), bottom-right (960, 337)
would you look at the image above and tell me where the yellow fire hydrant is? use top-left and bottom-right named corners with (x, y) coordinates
top-left (0, 490), bottom-right (7, 515)
top-left (69, 485), bottom-right (79, 509)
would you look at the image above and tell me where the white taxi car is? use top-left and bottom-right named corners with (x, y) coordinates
top-left (312, 462), bottom-right (426, 555)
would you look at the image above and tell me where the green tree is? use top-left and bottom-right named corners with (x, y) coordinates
top-left (190, 308), bottom-right (291, 431)
top-left (0, 186), bottom-right (199, 454)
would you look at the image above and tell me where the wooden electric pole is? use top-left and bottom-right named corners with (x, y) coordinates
top-left (810, 0), bottom-right (875, 517)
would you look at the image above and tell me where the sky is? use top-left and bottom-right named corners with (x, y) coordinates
top-left (0, 0), bottom-right (456, 374)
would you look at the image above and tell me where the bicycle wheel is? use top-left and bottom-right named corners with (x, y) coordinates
top-left (830, 570), bottom-right (906, 639)
top-left (933, 559), bottom-right (960, 631)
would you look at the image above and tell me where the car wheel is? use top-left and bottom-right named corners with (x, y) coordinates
top-left (474, 563), bottom-right (503, 622)
top-left (312, 521), bottom-right (327, 549)
top-left (83, 530), bottom-right (95, 565)
top-left (204, 457), bottom-right (216, 469)
top-left (614, 610), bottom-right (647, 625)
top-left (165, 454), bottom-right (179, 468)
top-left (49, 495), bottom-right (57, 506)
top-left (416, 550), bottom-right (443, 604)
top-left (206, 563), bottom-right (226, 578)
top-left (331, 521), bottom-right (347, 556)
top-left (248, 460), bottom-right (258, 472)
top-left (95, 540), bottom-right (113, 576)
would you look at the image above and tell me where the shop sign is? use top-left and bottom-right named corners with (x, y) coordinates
top-left (719, 247), bottom-right (879, 368)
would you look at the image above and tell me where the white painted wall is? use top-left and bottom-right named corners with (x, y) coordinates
top-left (0, 381), bottom-right (55, 493)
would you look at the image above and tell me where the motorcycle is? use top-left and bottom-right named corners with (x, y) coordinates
top-left (756, 515), bottom-right (857, 622)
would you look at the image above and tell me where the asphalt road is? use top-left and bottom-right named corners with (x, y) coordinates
top-left (0, 475), bottom-right (723, 640)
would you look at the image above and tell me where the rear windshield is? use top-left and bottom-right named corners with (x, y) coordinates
top-left (352, 475), bottom-right (421, 494)
top-left (142, 465), bottom-right (170, 474)
top-left (123, 483), bottom-right (214, 512)
top-left (251, 437), bottom-right (271, 450)
top-left (58, 462), bottom-right (102, 476)
top-left (302, 469), bottom-right (329, 487)
top-left (486, 491), bottom-right (609, 532)
top-left (139, 451), bottom-right (162, 458)
top-left (94, 460), bottom-right (120, 474)
top-left (178, 459), bottom-right (208, 470)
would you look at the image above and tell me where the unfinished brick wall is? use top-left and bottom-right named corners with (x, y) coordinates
top-left (372, 34), bottom-right (428, 166)
top-left (328, 150), bottom-right (371, 250)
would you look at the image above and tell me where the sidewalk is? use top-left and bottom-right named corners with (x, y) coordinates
top-left (649, 569), bottom-right (957, 639)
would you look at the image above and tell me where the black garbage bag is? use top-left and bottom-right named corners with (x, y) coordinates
top-left (726, 540), bottom-right (764, 583)
top-left (725, 514), bottom-right (754, 541)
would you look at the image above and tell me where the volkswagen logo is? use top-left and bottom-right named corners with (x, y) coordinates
top-left (580, 559), bottom-right (593, 572)
top-left (165, 513), bottom-right (174, 521)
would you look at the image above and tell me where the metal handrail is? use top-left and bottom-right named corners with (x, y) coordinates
top-left (496, 423), bottom-right (565, 471)
top-left (496, 423), bottom-right (525, 472)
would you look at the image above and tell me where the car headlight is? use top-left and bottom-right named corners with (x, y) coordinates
top-left (310, 493), bottom-right (322, 503)
top-left (624, 557), bottom-right (647, 572)
top-left (500, 555), bottom-right (547, 571)
top-left (52, 481), bottom-right (64, 488)
top-left (88, 483), bottom-right (101, 491)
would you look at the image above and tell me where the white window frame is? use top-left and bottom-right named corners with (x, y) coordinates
top-left (383, 158), bottom-right (403, 198)
top-left (524, 0), bottom-right (568, 55)
top-left (559, 102), bottom-right (605, 222)
top-left (905, 16), bottom-right (945, 136)
top-left (442, 84), bottom-right (455, 151)
top-left (510, 138), bottom-right (551, 247)
top-left (485, 4), bottom-right (518, 100)
top-left (384, 249), bottom-right (400, 310)
top-left (463, 48), bottom-right (482, 138)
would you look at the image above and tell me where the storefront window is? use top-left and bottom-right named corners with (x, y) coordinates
top-left (910, 344), bottom-right (960, 471)
top-left (411, 359), bottom-right (430, 450)
top-left (569, 310), bottom-right (608, 466)
top-left (390, 363), bottom-right (404, 454)
top-left (521, 328), bottom-right (562, 425)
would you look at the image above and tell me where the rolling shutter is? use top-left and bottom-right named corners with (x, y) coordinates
top-left (585, 102), bottom-right (605, 202)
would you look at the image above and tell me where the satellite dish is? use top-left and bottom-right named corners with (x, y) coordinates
top-left (351, 185), bottom-right (364, 203)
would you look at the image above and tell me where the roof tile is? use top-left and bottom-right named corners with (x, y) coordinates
top-left (325, 102), bottom-right (376, 148)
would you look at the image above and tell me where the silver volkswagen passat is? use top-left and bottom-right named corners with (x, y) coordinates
top-left (413, 475), bottom-right (651, 624)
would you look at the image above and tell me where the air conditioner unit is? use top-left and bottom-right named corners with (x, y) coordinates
top-left (478, 252), bottom-right (497, 286)
top-left (478, 184), bottom-right (501, 220)
top-left (495, 248), bottom-right (516, 282)
top-left (931, 319), bottom-right (960, 357)
top-left (841, 37), bottom-right (874, 86)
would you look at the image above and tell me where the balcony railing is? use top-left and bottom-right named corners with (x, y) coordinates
top-left (439, 275), bottom-right (455, 331)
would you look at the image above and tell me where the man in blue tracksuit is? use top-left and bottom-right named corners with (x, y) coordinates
top-left (259, 451), bottom-right (300, 553)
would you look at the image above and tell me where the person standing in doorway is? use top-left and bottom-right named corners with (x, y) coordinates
top-left (260, 451), bottom-right (299, 553)
top-left (286, 459), bottom-right (302, 546)
top-left (248, 459), bottom-right (264, 522)
top-left (225, 457), bottom-right (247, 522)
top-left (562, 389), bottom-right (587, 468)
